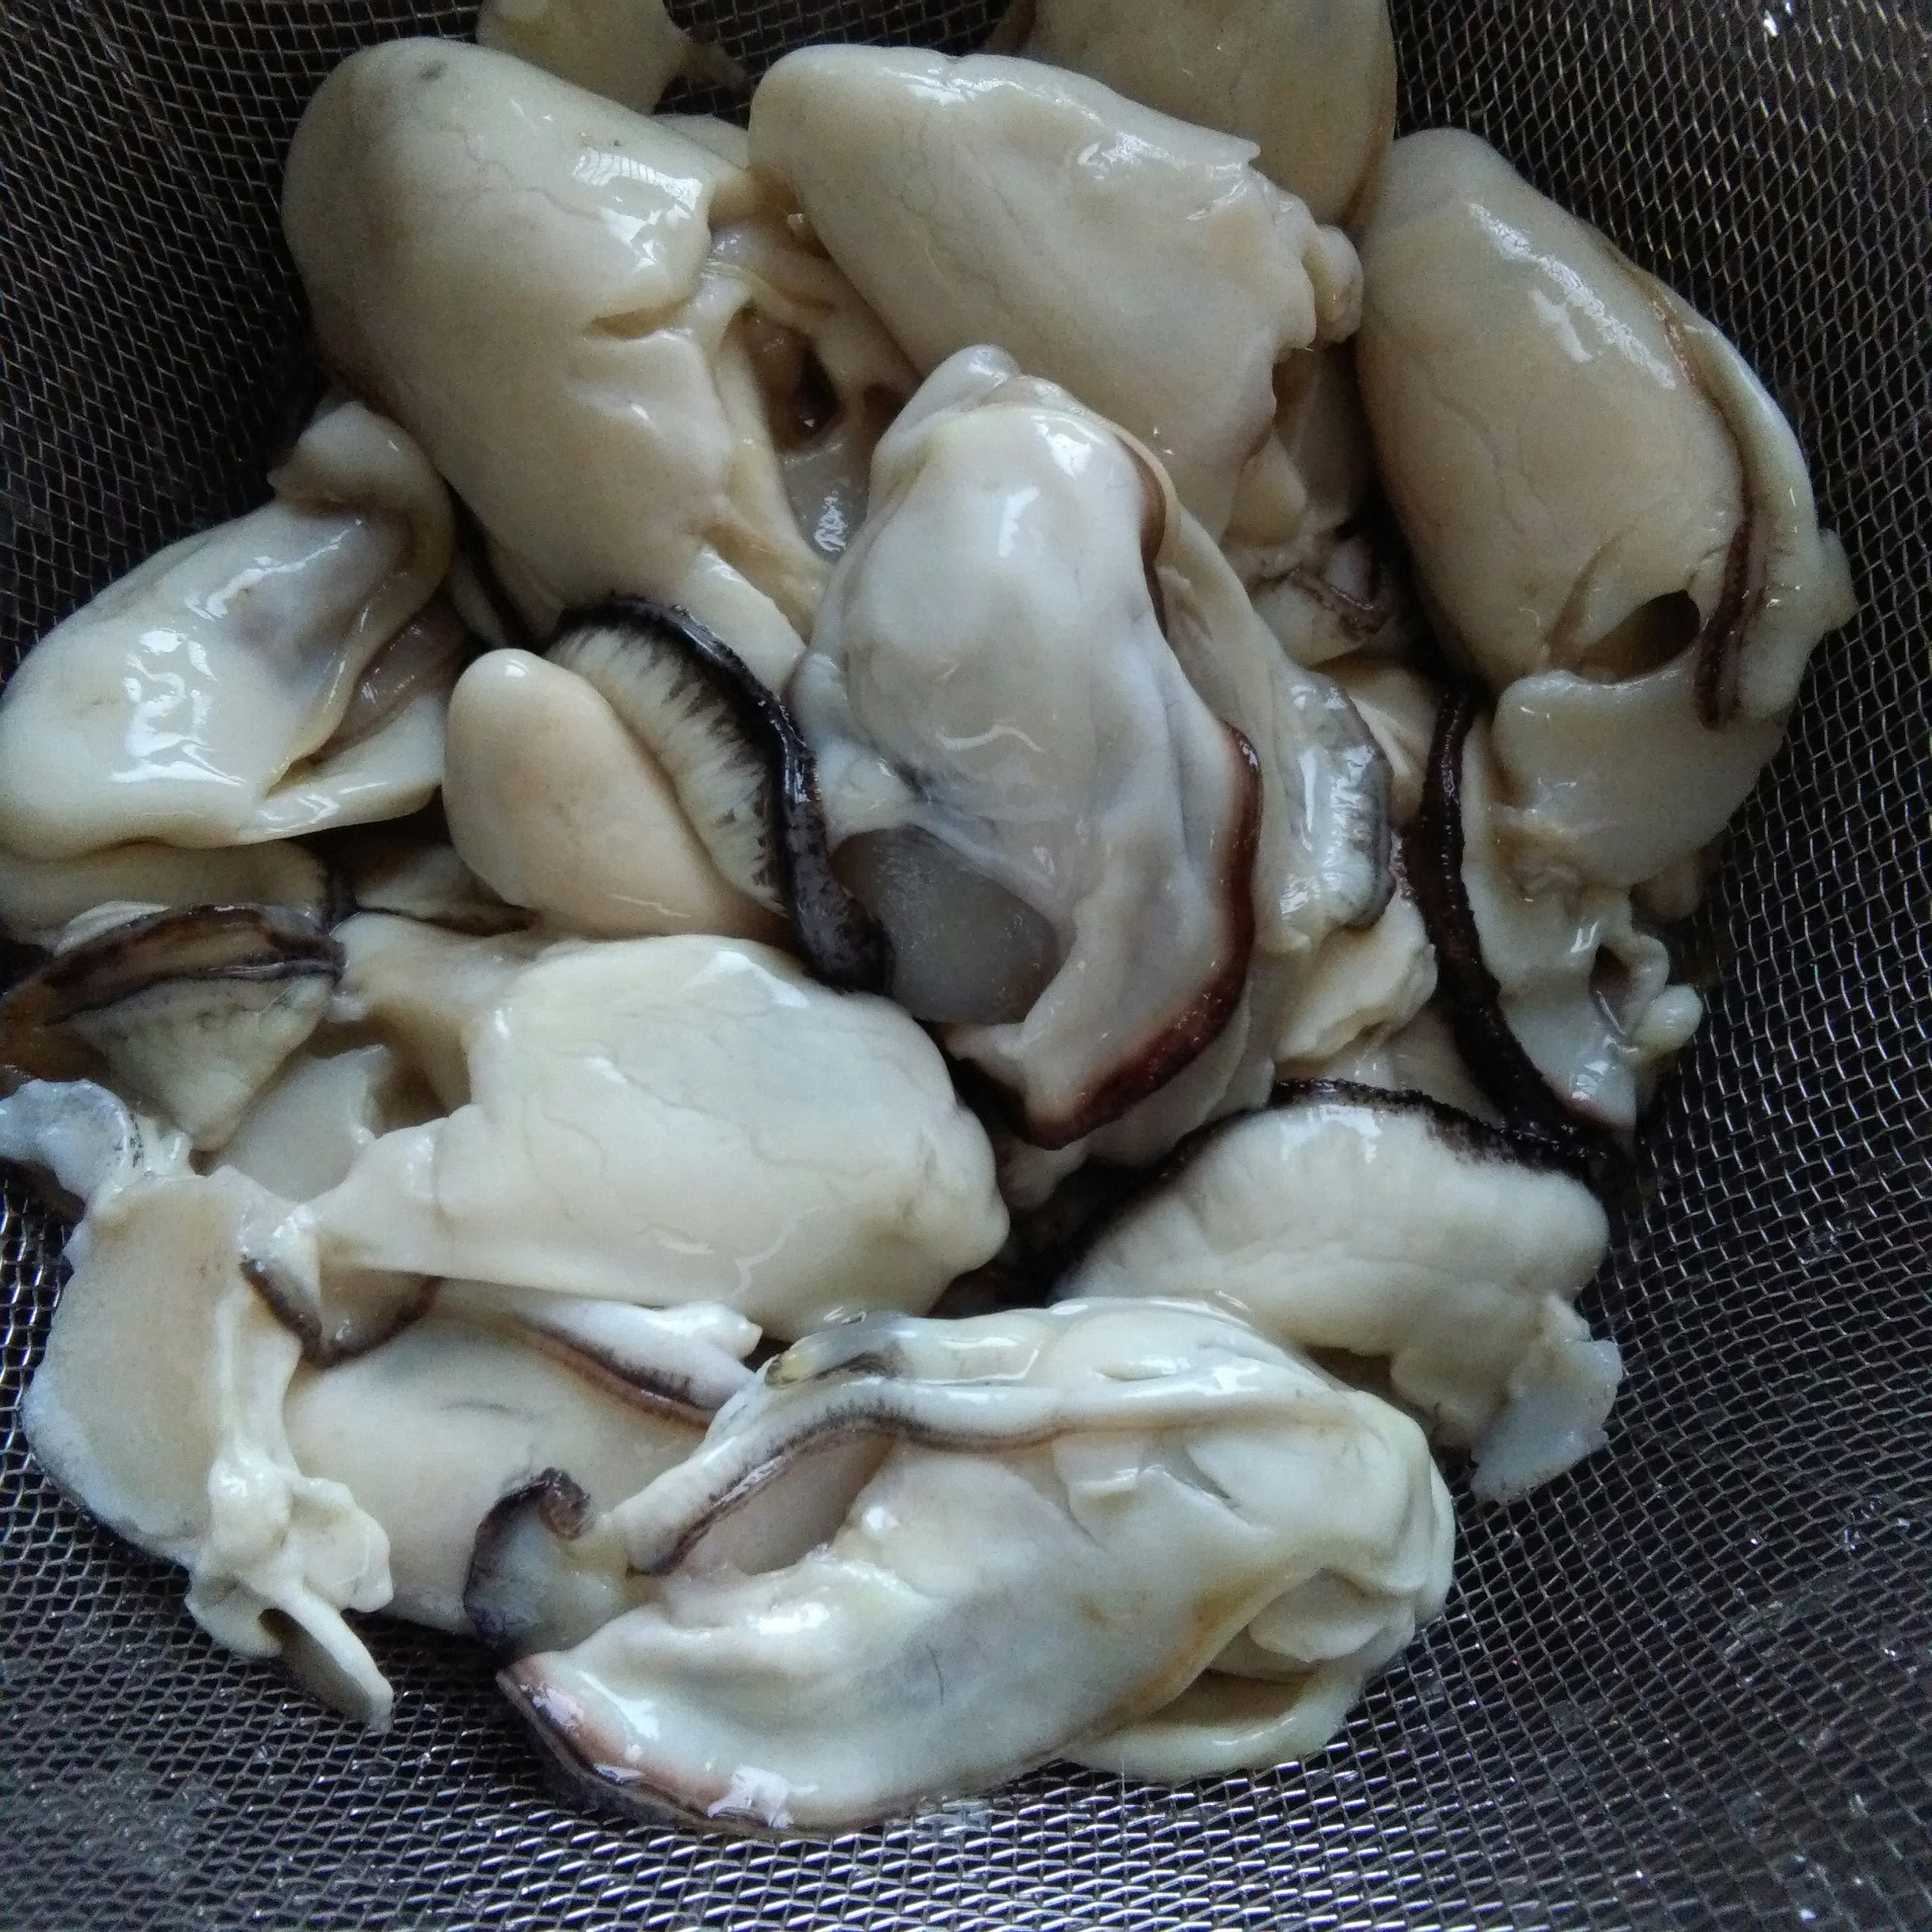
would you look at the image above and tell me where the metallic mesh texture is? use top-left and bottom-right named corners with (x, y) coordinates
top-left (2, 1), bottom-right (1928, 1925)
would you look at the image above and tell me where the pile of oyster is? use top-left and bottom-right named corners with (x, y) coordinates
top-left (0, 0), bottom-right (1853, 1836)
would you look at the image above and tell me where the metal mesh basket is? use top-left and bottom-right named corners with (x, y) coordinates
top-left (3, 2), bottom-right (1928, 1926)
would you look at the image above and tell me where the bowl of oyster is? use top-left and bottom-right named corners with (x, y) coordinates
top-left (3, 0), bottom-right (1916, 1894)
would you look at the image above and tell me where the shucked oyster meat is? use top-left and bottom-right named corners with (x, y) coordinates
top-left (749, 45), bottom-right (1361, 541)
top-left (0, 905), bottom-right (345, 1151)
top-left (283, 39), bottom-right (914, 682)
top-left (0, 0), bottom-right (1860, 1841)
top-left (1, 1083), bottom-right (395, 1723)
top-left (250, 929), bottom-right (1006, 1336)
top-left (1356, 129), bottom-right (1854, 897)
top-left (475, 0), bottom-right (740, 113)
top-left (284, 1289), bottom-right (756, 1633)
top-left (0, 399), bottom-right (455, 861)
top-left (492, 1299), bottom-right (1451, 1830)
top-left (1063, 1082), bottom-right (1620, 1501)
top-left (796, 348), bottom-right (1263, 1147)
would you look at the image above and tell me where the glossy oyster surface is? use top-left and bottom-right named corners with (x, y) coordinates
top-left (1357, 130), bottom-right (1852, 709)
top-left (498, 1299), bottom-right (1450, 1830)
top-left (0, 400), bottom-right (453, 861)
top-left (1001, 0), bottom-right (1396, 228)
top-left (749, 46), bottom-right (1360, 537)
top-left (1457, 718), bottom-right (1703, 1131)
top-left (283, 40), bottom-right (913, 681)
top-left (441, 649), bottom-right (781, 943)
top-left (796, 349), bottom-right (1262, 1147)
top-left (254, 934), bottom-right (1007, 1336)
top-left (1064, 1084), bottom-right (1619, 1500)
top-left (1, 1086), bottom-right (395, 1721)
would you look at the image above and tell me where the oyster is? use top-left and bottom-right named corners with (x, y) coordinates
top-left (2, 1084), bottom-right (394, 1722)
top-left (0, 1076), bottom-right (190, 1214)
top-left (1063, 1082), bottom-right (1619, 1500)
top-left (327, 913), bottom-right (550, 1109)
top-left (0, 399), bottom-right (454, 860)
top-left (284, 1291), bottom-right (756, 1633)
top-left (1356, 130), bottom-right (1854, 894)
top-left (250, 933), bottom-right (1006, 1337)
top-left (545, 602), bottom-right (884, 988)
top-left (0, 905), bottom-right (344, 1151)
top-left (747, 46), bottom-right (1361, 537)
top-left (475, 0), bottom-right (739, 112)
top-left (998, 0), bottom-right (1396, 228)
top-left (496, 1299), bottom-right (1451, 1829)
top-left (282, 40), bottom-right (915, 682)
top-left (441, 648), bottom-right (781, 944)
top-left (1268, 878), bottom-right (1436, 1073)
top-left (793, 350), bottom-right (1263, 1146)
top-left (0, 842), bottom-right (329, 950)
top-left (1409, 694), bottom-right (1703, 1139)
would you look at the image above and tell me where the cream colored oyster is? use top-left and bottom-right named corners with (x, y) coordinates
top-left (0, 399), bottom-right (453, 861)
top-left (1356, 129), bottom-right (1854, 895)
top-left (3, 1083), bottom-right (394, 1723)
top-left (252, 931), bottom-right (1007, 1337)
top-left (1064, 1084), bottom-right (1619, 1500)
top-left (748, 46), bottom-right (1360, 538)
top-left (1000, 0), bottom-right (1396, 228)
top-left (285, 1290), bottom-right (756, 1633)
top-left (496, 1299), bottom-right (1450, 1828)
top-left (283, 40), bottom-right (914, 683)
top-left (440, 649), bottom-right (781, 942)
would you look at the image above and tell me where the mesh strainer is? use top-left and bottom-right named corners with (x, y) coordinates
top-left (3, 3), bottom-right (1929, 1926)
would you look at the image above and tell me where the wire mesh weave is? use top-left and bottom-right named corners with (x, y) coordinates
top-left (3, 2), bottom-right (1929, 1926)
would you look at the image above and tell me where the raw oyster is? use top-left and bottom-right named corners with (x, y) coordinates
top-left (283, 41), bottom-right (914, 681)
top-left (496, 1299), bottom-right (1451, 1828)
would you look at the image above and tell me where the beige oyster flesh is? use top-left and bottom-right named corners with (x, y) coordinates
top-left (248, 930), bottom-right (1008, 1338)
top-left (0, 399), bottom-right (455, 862)
top-left (748, 45), bottom-right (1361, 541)
top-left (282, 39), bottom-right (915, 681)
top-left (996, 0), bottom-right (1397, 229)
top-left (1355, 129), bottom-right (1854, 899)
top-left (494, 1299), bottom-right (1451, 1830)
